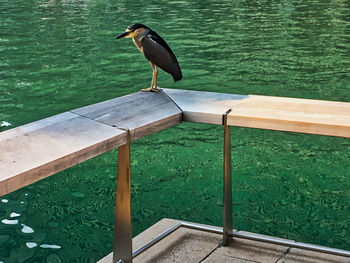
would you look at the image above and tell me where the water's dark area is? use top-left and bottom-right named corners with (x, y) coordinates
top-left (0, 0), bottom-right (349, 262)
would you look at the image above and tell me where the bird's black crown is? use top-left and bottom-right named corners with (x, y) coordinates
top-left (127, 23), bottom-right (150, 31)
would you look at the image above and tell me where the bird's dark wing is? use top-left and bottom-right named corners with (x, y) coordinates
top-left (141, 32), bottom-right (182, 82)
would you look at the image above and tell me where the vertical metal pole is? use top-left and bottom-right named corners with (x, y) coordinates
top-left (113, 131), bottom-right (132, 263)
top-left (223, 114), bottom-right (233, 246)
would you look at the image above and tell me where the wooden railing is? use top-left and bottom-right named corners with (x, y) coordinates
top-left (1, 89), bottom-right (349, 262)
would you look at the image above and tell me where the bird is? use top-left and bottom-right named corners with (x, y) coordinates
top-left (116, 23), bottom-right (182, 92)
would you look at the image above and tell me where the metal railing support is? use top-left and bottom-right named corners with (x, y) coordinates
top-left (113, 130), bottom-right (132, 263)
top-left (223, 112), bottom-right (233, 246)
top-left (129, 221), bottom-right (350, 259)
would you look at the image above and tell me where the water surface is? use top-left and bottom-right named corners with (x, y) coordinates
top-left (1, 0), bottom-right (349, 261)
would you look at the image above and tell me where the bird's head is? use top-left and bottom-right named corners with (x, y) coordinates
top-left (115, 24), bottom-right (150, 39)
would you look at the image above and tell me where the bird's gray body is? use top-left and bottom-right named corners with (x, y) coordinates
top-left (116, 24), bottom-right (182, 91)
top-left (142, 34), bottom-right (182, 81)
top-left (133, 28), bottom-right (182, 82)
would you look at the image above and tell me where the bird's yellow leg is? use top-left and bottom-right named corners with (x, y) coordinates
top-left (152, 66), bottom-right (160, 92)
top-left (150, 65), bottom-right (155, 88)
top-left (141, 63), bottom-right (160, 92)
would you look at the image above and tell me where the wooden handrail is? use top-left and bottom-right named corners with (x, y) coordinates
top-left (0, 91), bottom-right (181, 196)
top-left (163, 89), bottom-right (350, 137)
top-left (1, 89), bottom-right (349, 196)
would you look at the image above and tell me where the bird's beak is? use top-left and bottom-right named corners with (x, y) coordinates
top-left (115, 31), bottom-right (130, 39)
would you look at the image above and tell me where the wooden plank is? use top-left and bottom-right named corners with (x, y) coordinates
top-left (227, 95), bottom-right (350, 138)
top-left (163, 89), bottom-right (248, 124)
top-left (0, 112), bottom-right (126, 196)
top-left (72, 90), bottom-right (182, 141)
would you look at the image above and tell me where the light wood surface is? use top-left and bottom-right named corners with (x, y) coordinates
top-left (164, 89), bottom-right (350, 137)
top-left (163, 89), bottom-right (248, 124)
top-left (72, 90), bottom-right (182, 141)
top-left (0, 91), bottom-right (182, 196)
top-left (0, 112), bottom-right (126, 196)
top-left (227, 95), bottom-right (350, 138)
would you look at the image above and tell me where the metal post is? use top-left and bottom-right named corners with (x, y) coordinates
top-left (113, 131), bottom-right (132, 263)
top-left (223, 113), bottom-right (233, 246)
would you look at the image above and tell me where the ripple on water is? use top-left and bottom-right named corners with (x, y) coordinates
top-left (26, 242), bottom-right (38, 248)
top-left (10, 212), bottom-right (20, 218)
top-left (0, 121), bottom-right (11, 127)
top-left (1, 219), bottom-right (18, 225)
top-left (71, 192), bottom-right (85, 198)
top-left (21, 224), bottom-right (34, 233)
top-left (40, 244), bottom-right (61, 249)
top-left (0, 234), bottom-right (10, 243)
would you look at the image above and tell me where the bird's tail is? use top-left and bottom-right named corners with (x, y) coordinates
top-left (173, 69), bottom-right (182, 82)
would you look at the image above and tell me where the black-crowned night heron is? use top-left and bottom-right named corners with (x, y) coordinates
top-left (116, 23), bottom-right (182, 92)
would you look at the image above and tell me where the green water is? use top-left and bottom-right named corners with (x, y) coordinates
top-left (1, 0), bottom-right (350, 261)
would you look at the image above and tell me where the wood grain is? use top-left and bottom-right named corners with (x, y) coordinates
top-left (0, 112), bottom-right (126, 196)
top-left (163, 89), bottom-right (248, 124)
top-left (72, 90), bottom-right (182, 141)
top-left (227, 95), bottom-right (350, 137)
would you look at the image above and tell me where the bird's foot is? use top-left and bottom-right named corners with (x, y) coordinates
top-left (141, 86), bottom-right (161, 92)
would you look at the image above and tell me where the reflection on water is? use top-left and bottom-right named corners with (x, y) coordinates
top-left (1, 0), bottom-right (350, 261)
